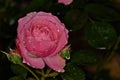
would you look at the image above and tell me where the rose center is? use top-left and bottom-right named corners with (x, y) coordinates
top-left (24, 25), bottom-right (57, 57)
top-left (33, 26), bottom-right (51, 41)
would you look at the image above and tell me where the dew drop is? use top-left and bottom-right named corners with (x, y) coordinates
top-left (69, 29), bottom-right (72, 32)
top-left (23, 59), bottom-right (30, 65)
top-left (57, 29), bottom-right (60, 32)
top-left (97, 47), bottom-right (106, 50)
top-left (23, 41), bottom-right (25, 44)
top-left (9, 19), bottom-right (15, 25)
top-left (23, 60), bottom-right (26, 63)
top-left (66, 56), bottom-right (70, 60)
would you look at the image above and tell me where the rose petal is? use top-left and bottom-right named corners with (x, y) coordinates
top-left (58, 0), bottom-right (73, 5)
top-left (18, 12), bottom-right (37, 33)
top-left (23, 57), bottom-right (45, 69)
top-left (19, 43), bottom-right (45, 69)
top-left (37, 12), bottom-right (61, 24)
top-left (44, 54), bottom-right (65, 72)
top-left (50, 28), bottom-right (68, 56)
top-left (30, 18), bottom-right (58, 40)
top-left (25, 39), bottom-right (57, 57)
top-left (17, 12), bottom-right (37, 40)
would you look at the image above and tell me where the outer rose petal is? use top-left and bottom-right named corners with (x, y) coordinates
top-left (19, 43), bottom-right (45, 69)
top-left (37, 12), bottom-right (61, 25)
top-left (58, 0), bottom-right (73, 5)
top-left (18, 12), bottom-right (37, 34)
top-left (17, 12), bottom-right (37, 41)
top-left (50, 28), bottom-right (68, 56)
top-left (44, 54), bottom-right (65, 72)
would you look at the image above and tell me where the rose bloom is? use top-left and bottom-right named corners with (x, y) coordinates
top-left (15, 11), bottom-right (68, 72)
top-left (58, 0), bottom-right (73, 5)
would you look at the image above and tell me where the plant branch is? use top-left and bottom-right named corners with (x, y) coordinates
top-left (20, 63), bottom-right (40, 80)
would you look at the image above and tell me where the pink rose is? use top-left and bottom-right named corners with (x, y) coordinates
top-left (16, 11), bottom-right (68, 72)
top-left (58, 0), bottom-right (73, 5)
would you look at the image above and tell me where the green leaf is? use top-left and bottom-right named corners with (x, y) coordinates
top-left (85, 3), bottom-right (120, 22)
top-left (71, 0), bottom-right (86, 8)
top-left (11, 64), bottom-right (27, 79)
top-left (85, 22), bottom-right (117, 49)
top-left (64, 9), bottom-right (88, 31)
top-left (71, 50), bottom-right (98, 65)
top-left (61, 63), bottom-right (85, 80)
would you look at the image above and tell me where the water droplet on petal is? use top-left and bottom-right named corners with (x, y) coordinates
top-left (23, 41), bottom-right (25, 44)
top-left (57, 69), bottom-right (64, 72)
top-left (23, 59), bottom-right (30, 65)
top-left (57, 29), bottom-right (60, 32)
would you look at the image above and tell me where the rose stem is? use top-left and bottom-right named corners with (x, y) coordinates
top-left (20, 63), bottom-right (40, 80)
top-left (35, 69), bottom-right (46, 80)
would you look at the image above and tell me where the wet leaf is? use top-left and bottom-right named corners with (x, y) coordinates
top-left (85, 22), bottom-right (117, 49)
top-left (71, 50), bottom-right (98, 65)
top-left (85, 3), bottom-right (120, 22)
top-left (61, 63), bottom-right (85, 80)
